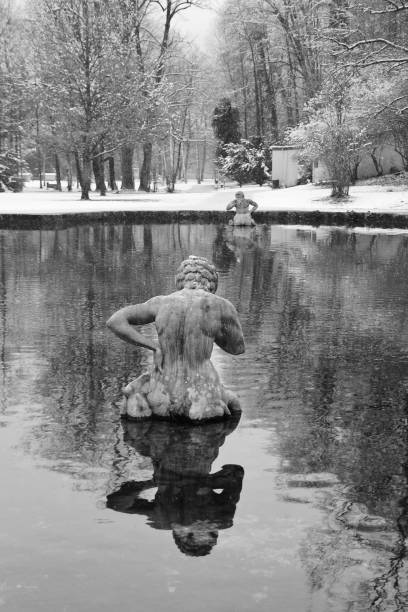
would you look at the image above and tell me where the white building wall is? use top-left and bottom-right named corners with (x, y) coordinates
top-left (271, 147), bottom-right (301, 187)
top-left (312, 145), bottom-right (404, 184)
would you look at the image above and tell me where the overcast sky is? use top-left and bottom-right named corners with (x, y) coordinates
top-left (175, 1), bottom-right (219, 50)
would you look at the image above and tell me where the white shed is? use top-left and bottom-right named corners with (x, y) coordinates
top-left (312, 158), bottom-right (331, 183)
top-left (271, 145), bottom-right (301, 188)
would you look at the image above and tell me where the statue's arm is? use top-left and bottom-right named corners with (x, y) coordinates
top-left (214, 300), bottom-right (245, 355)
top-left (249, 199), bottom-right (258, 211)
top-left (106, 480), bottom-right (156, 515)
top-left (106, 298), bottom-right (161, 352)
top-left (210, 465), bottom-right (244, 503)
top-left (226, 199), bottom-right (236, 211)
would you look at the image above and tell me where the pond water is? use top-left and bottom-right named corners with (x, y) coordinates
top-left (1, 222), bottom-right (408, 611)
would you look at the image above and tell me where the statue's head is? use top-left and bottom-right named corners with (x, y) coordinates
top-left (235, 190), bottom-right (244, 199)
top-left (172, 521), bottom-right (219, 557)
top-left (175, 255), bottom-right (218, 293)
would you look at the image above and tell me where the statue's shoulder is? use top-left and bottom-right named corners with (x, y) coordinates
top-left (212, 294), bottom-right (238, 314)
top-left (153, 292), bottom-right (187, 310)
top-left (145, 295), bottom-right (166, 305)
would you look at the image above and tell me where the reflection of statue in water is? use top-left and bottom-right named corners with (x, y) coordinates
top-left (224, 224), bottom-right (271, 265)
top-left (225, 226), bottom-right (258, 263)
top-left (107, 255), bottom-right (245, 422)
top-left (106, 415), bottom-right (244, 557)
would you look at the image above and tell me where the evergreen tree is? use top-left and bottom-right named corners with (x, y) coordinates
top-left (212, 98), bottom-right (241, 156)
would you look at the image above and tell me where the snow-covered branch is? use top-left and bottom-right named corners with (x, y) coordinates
top-left (369, 0), bottom-right (408, 14)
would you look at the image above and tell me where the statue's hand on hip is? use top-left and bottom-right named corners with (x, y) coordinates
top-left (153, 346), bottom-right (163, 373)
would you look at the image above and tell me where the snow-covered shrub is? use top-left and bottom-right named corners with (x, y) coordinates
top-left (217, 139), bottom-right (271, 186)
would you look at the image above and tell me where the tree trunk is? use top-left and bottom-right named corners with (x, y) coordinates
top-left (239, 50), bottom-right (249, 139)
top-left (121, 145), bottom-right (135, 190)
top-left (184, 115), bottom-right (192, 182)
top-left (179, 145), bottom-right (185, 181)
top-left (36, 104), bottom-right (43, 188)
top-left (74, 151), bottom-right (83, 189)
top-left (168, 135), bottom-right (177, 192)
top-left (92, 157), bottom-right (100, 192)
top-left (350, 163), bottom-right (359, 185)
top-left (162, 149), bottom-right (167, 182)
top-left (66, 152), bottom-right (73, 191)
top-left (200, 139), bottom-right (207, 182)
top-left (196, 142), bottom-right (201, 184)
top-left (286, 40), bottom-right (300, 125)
top-left (370, 149), bottom-right (383, 176)
top-left (139, 142), bottom-right (152, 192)
top-left (331, 181), bottom-right (349, 197)
top-left (99, 158), bottom-right (106, 195)
top-left (38, 151), bottom-right (43, 189)
top-left (259, 42), bottom-right (278, 139)
top-left (107, 156), bottom-right (118, 191)
top-left (81, 149), bottom-right (91, 200)
top-left (166, 176), bottom-right (175, 193)
top-left (174, 137), bottom-right (183, 183)
top-left (92, 154), bottom-right (106, 195)
top-left (248, 40), bottom-right (263, 139)
top-left (55, 153), bottom-right (62, 191)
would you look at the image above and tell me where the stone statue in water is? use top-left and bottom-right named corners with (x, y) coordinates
top-left (107, 255), bottom-right (245, 422)
top-left (226, 190), bottom-right (258, 226)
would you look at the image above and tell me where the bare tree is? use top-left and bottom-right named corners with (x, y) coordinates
top-left (0, 1), bottom-right (32, 187)
top-left (135, 0), bottom-right (205, 191)
top-left (214, 0), bottom-right (327, 142)
top-left (331, 1), bottom-right (408, 67)
top-left (35, 0), bottom-right (116, 199)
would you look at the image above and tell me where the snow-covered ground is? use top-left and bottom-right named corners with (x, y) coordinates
top-left (0, 179), bottom-right (408, 215)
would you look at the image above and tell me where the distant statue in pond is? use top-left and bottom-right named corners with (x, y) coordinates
top-left (226, 191), bottom-right (258, 226)
top-left (106, 415), bottom-right (244, 556)
top-left (107, 255), bottom-right (245, 422)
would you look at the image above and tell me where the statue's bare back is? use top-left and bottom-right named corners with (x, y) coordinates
top-left (107, 256), bottom-right (245, 422)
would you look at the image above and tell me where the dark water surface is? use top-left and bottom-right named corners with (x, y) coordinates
top-left (1, 223), bottom-right (408, 611)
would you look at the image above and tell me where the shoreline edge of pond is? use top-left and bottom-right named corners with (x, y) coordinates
top-left (2, 209), bottom-right (408, 230)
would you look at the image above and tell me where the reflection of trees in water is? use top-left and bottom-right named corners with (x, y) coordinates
top-left (28, 254), bottom-right (152, 485)
top-left (249, 228), bottom-right (408, 609)
top-left (369, 391), bottom-right (408, 611)
top-left (0, 234), bottom-right (7, 416)
top-left (208, 224), bottom-right (408, 607)
top-left (276, 321), bottom-right (408, 604)
top-left (31, 316), bottom-right (140, 487)
top-left (372, 507), bottom-right (408, 609)
top-left (212, 225), bottom-right (237, 272)
top-left (107, 415), bottom-right (244, 557)
top-left (215, 225), bottom-right (276, 332)
top-left (278, 352), bottom-right (408, 607)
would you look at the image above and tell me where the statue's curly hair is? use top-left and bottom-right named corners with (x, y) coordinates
top-left (172, 521), bottom-right (218, 557)
top-left (175, 255), bottom-right (218, 293)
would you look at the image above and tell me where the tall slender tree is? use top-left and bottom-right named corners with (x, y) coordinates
top-left (35, 0), bottom-right (138, 199)
top-left (135, 0), bottom-right (206, 191)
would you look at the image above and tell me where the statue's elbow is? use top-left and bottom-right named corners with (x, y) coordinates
top-left (106, 315), bottom-right (116, 332)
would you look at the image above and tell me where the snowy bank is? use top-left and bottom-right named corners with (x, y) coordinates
top-left (0, 182), bottom-right (408, 228)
